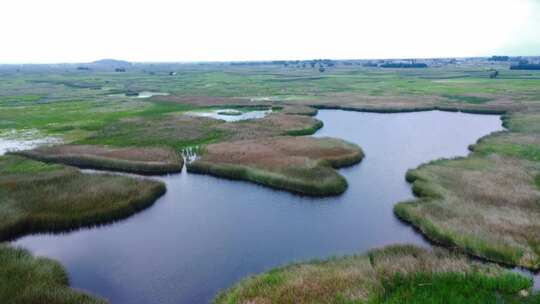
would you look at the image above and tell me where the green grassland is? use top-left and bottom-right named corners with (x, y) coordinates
top-left (1, 63), bottom-right (539, 147)
top-left (1, 63), bottom-right (537, 149)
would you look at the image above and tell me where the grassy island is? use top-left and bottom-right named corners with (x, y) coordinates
top-left (188, 136), bottom-right (363, 196)
top-left (214, 244), bottom-right (538, 304)
top-left (14, 145), bottom-right (183, 175)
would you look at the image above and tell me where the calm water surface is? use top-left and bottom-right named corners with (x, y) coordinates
top-left (14, 110), bottom-right (528, 303)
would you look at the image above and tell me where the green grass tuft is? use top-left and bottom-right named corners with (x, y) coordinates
top-left (0, 245), bottom-right (106, 304)
top-left (442, 94), bottom-right (493, 104)
top-left (375, 272), bottom-right (535, 304)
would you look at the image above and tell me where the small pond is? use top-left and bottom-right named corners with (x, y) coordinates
top-left (0, 129), bottom-right (61, 155)
top-left (9, 110), bottom-right (537, 303)
top-left (109, 91), bottom-right (170, 99)
top-left (186, 108), bottom-right (272, 122)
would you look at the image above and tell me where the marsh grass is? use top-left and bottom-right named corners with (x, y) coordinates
top-left (279, 105), bottom-right (319, 116)
top-left (0, 155), bottom-right (166, 240)
top-left (394, 111), bottom-right (540, 270)
top-left (189, 161), bottom-right (350, 196)
top-left (0, 245), bottom-right (106, 304)
top-left (214, 245), bottom-right (537, 304)
top-left (284, 119), bottom-right (324, 136)
top-left (378, 272), bottom-right (536, 304)
top-left (188, 136), bottom-right (363, 196)
top-left (77, 114), bottom-right (226, 150)
top-left (14, 144), bottom-right (183, 175)
top-left (0, 155), bottom-right (167, 304)
top-left (442, 94), bottom-right (493, 104)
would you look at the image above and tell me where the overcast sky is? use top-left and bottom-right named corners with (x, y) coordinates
top-left (1, 0), bottom-right (539, 63)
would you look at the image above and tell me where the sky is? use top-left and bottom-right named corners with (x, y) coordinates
top-left (1, 0), bottom-right (539, 63)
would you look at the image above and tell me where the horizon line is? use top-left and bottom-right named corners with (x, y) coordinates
top-left (1, 55), bottom-right (540, 66)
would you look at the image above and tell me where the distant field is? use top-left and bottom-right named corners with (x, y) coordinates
top-left (1, 62), bottom-right (539, 143)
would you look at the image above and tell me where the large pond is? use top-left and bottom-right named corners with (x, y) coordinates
top-left (12, 110), bottom-right (531, 303)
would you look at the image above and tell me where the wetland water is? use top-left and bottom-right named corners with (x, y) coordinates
top-left (11, 110), bottom-right (525, 303)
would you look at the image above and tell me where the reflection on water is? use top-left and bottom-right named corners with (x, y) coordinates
top-left (12, 110), bottom-right (522, 304)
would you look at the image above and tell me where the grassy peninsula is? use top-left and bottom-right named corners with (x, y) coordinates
top-left (0, 155), bottom-right (166, 303)
top-left (395, 113), bottom-right (540, 270)
top-left (14, 145), bottom-right (183, 175)
top-left (0, 155), bottom-right (166, 240)
top-left (188, 136), bottom-right (364, 196)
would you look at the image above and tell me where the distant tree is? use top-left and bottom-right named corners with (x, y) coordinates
top-left (319, 65), bottom-right (326, 73)
top-left (115, 68), bottom-right (126, 72)
top-left (380, 62), bottom-right (427, 68)
top-left (489, 56), bottom-right (510, 62)
top-left (489, 70), bottom-right (499, 79)
top-left (363, 62), bottom-right (378, 67)
top-left (510, 63), bottom-right (540, 70)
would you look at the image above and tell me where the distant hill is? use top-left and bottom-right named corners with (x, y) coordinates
top-left (89, 59), bottom-right (132, 68)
